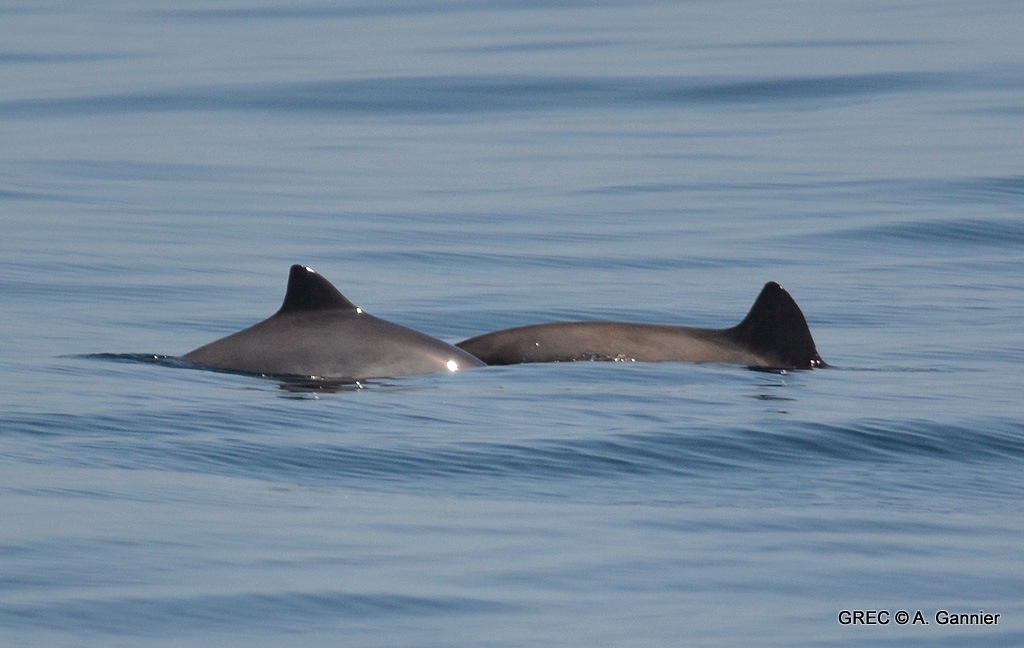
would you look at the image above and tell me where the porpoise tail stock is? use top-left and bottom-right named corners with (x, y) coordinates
top-left (456, 282), bottom-right (825, 370)
top-left (183, 265), bottom-right (485, 381)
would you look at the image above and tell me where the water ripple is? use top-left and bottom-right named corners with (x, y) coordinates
top-left (1, 590), bottom-right (510, 635)
top-left (9, 409), bottom-right (1019, 487)
top-left (1, 72), bottom-right (963, 119)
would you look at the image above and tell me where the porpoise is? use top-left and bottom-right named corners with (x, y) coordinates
top-left (183, 265), bottom-right (485, 380)
top-left (456, 282), bottom-right (825, 370)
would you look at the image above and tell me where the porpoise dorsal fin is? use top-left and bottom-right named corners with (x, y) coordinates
top-left (275, 265), bottom-right (359, 314)
top-left (727, 282), bottom-right (825, 369)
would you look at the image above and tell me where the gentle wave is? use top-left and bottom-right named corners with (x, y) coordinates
top-left (1, 72), bottom-right (964, 119)
top-left (7, 409), bottom-right (1021, 486)
top-left (0, 590), bottom-right (510, 635)
top-left (848, 215), bottom-right (1024, 248)
top-left (170, 419), bottom-right (1024, 483)
top-left (151, 1), bottom-right (518, 21)
top-left (860, 175), bottom-right (1024, 208)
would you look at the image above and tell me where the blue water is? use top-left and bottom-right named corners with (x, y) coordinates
top-left (2, 1), bottom-right (1023, 646)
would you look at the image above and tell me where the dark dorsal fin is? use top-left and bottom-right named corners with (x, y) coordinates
top-left (727, 282), bottom-right (825, 369)
top-left (275, 265), bottom-right (359, 314)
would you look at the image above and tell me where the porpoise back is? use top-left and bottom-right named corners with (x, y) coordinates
top-left (183, 265), bottom-right (485, 380)
top-left (456, 282), bottom-right (825, 370)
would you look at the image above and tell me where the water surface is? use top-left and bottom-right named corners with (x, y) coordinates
top-left (2, 1), bottom-right (1023, 646)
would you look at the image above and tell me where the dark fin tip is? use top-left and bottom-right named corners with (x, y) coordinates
top-left (729, 282), bottom-right (825, 369)
top-left (275, 265), bottom-right (359, 314)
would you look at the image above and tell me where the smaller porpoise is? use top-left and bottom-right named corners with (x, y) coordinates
top-left (457, 282), bottom-right (825, 370)
top-left (183, 265), bottom-right (485, 380)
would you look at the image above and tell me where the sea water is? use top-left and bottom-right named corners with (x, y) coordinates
top-left (1, 1), bottom-right (1023, 646)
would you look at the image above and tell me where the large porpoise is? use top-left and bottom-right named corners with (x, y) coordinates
top-left (183, 265), bottom-right (484, 381)
top-left (457, 282), bottom-right (825, 370)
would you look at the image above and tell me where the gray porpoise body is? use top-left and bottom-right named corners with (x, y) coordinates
top-left (456, 282), bottom-right (825, 370)
top-left (183, 265), bottom-right (485, 380)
